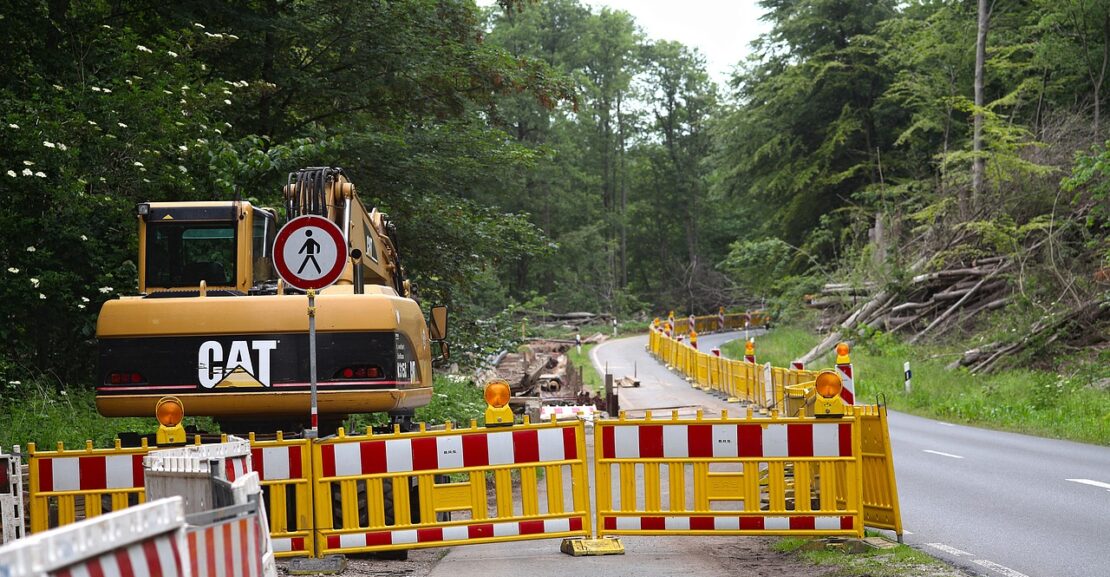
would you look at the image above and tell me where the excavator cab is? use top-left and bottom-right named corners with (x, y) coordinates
top-left (136, 202), bottom-right (278, 294)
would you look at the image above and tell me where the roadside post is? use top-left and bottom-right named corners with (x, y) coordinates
top-left (272, 215), bottom-right (347, 438)
top-left (904, 361), bottom-right (912, 394)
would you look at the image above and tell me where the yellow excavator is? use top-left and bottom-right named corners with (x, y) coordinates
top-left (95, 167), bottom-right (447, 437)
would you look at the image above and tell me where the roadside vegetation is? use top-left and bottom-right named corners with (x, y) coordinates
top-left (774, 537), bottom-right (971, 577)
top-left (724, 323), bottom-right (1110, 446)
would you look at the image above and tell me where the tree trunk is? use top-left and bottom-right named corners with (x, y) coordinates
top-left (971, 0), bottom-right (991, 215)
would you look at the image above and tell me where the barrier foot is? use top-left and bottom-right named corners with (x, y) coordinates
top-left (561, 537), bottom-right (625, 556)
top-left (726, 397), bottom-right (740, 403)
top-left (286, 555), bottom-right (347, 575)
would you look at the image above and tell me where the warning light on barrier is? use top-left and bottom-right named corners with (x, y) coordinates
top-left (813, 371), bottom-right (845, 418)
top-left (484, 379), bottom-right (515, 427)
top-left (836, 342), bottom-right (851, 365)
top-left (155, 396), bottom-right (186, 444)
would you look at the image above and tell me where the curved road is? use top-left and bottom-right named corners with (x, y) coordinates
top-left (591, 331), bottom-right (1110, 577)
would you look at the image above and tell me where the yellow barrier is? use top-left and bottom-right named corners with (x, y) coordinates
top-left (27, 434), bottom-right (316, 558)
top-left (646, 314), bottom-right (903, 540)
top-left (311, 419), bottom-right (591, 555)
top-left (27, 439), bottom-right (154, 533)
top-left (857, 405), bottom-right (904, 540)
top-left (595, 409), bottom-right (864, 537)
top-left (248, 432), bottom-right (315, 558)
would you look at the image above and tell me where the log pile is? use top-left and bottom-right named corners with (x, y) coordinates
top-left (802, 252), bottom-right (1110, 372)
top-left (801, 256), bottom-right (1015, 364)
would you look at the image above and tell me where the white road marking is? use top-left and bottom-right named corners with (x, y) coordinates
top-left (926, 543), bottom-right (973, 556)
top-left (939, 422), bottom-right (956, 427)
top-left (923, 450), bottom-right (964, 459)
top-left (972, 559), bottom-right (1031, 577)
top-left (902, 530), bottom-right (913, 535)
top-left (1066, 478), bottom-right (1110, 491)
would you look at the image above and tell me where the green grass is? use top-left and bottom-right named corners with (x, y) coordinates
top-left (775, 537), bottom-right (966, 576)
top-left (721, 325), bottom-right (818, 368)
top-left (0, 382), bottom-right (215, 451)
top-left (565, 343), bottom-right (604, 392)
top-left (721, 324), bottom-right (1110, 445)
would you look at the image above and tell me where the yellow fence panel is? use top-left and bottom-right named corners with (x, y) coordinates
top-left (595, 411), bottom-right (863, 538)
top-left (857, 405), bottom-right (904, 540)
top-left (27, 434), bottom-right (316, 558)
top-left (28, 439), bottom-right (157, 534)
top-left (248, 433), bottom-right (315, 558)
top-left (311, 419), bottom-right (591, 555)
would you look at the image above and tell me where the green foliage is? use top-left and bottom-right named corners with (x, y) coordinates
top-left (723, 325), bottom-right (1109, 445)
top-left (1063, 141), bottom-right (1110, 264)
top-left (0, 377), bottom-right (216, 450)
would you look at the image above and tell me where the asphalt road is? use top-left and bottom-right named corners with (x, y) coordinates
top-left (591, 331), bottom-right (1110, 577)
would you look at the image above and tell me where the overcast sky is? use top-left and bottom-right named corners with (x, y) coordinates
top-left (479, 0), bottom-right (771, 85)
top-left (584, 0), bottom-right (770, 83)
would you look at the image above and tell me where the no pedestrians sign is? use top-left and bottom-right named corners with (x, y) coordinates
top-left (273, 215), bottom-right (346, 291)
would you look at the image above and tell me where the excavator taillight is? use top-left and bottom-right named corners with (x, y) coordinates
top-left (108, 372), bottom-right (145, 385)
top-left (334, 365), bottom-right (383, 380)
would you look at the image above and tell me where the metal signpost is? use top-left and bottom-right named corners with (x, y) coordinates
top-left (272, 215), bottom-right (347, 438)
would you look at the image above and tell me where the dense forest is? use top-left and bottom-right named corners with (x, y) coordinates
top-left (1, 0), bottom-right (1107, 389)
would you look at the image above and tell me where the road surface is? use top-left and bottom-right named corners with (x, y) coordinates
top-left (590, 331), bottom-right (1110, 577)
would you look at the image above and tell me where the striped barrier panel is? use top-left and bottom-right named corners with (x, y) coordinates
top-left (0, 497), bottom-right (187, 577)
top-left (184, 473), bottom-right (276, 577)
top-left (248, 433), bottom-right (314, 558)
top-left (27, 440), bottom-right (152, 533)
top-left (311, 419), bottom-right (591, 555)
top-left (1, 450), bottom-right (25, 544)
top-left (595, 411), bottom-right (863, 538)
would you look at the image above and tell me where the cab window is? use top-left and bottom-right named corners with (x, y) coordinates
top-left (252, 209), bottom-right (277, 282)
top-left (146, 222), bottom-right (236, 287)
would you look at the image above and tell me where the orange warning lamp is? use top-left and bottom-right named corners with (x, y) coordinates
top-left (745, 340), bottom-right (755, 356)
top-left (813, 371), bottom-right (845, 418)
top-left (155, 396), bottom-right (186, 444)
top-left (836, 342), bottom-right (851, 365)
top-left (484, 380), bottom-right (514, 427)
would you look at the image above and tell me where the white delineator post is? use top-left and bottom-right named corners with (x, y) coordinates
top-left (904, 361), bottom-right (912, 394)
top-left (835, 342), bottom-right (855, 405)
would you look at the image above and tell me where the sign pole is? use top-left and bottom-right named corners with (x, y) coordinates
top-left (307, 288), bottom-right (318, 438)
top-left (272, 214), bottom-right (347, 439)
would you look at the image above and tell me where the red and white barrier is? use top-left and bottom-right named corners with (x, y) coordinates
top-left (249, 445), bottom-right (304, 482)
top-left (836, 363), bottom-right (855, 405)
top-left (35, 453), bottom-right (145, 493)
top-left (600, 421), bottom-right (853, 459)
top-left (602, 514), bottom-right (853, 532)
top-left (188, 516), bottom-right (263, 577)
top-left (0, 497), bottom-right (187, 577)
top-left (326, 516), bottom-right (586, 550)
top-left (320, 427), bottom-right (579, 476)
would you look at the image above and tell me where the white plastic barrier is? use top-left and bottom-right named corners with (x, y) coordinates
top-left (0, 497), bottom-right (187, 577)
top-left (144, 436), bottom-right (253, 514)
top-left (145, 439), bottom-right (275, 577)
top-left (1, 450), bottom-right (25, 545)
top-left (539, 405), bottom-right (598, 422)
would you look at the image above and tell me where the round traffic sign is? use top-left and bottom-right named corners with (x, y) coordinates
top-left (273, 215), bottom-right (347, 290)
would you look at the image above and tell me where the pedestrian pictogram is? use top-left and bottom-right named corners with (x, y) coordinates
top-left (273, 215), bottom-right (346, 291)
